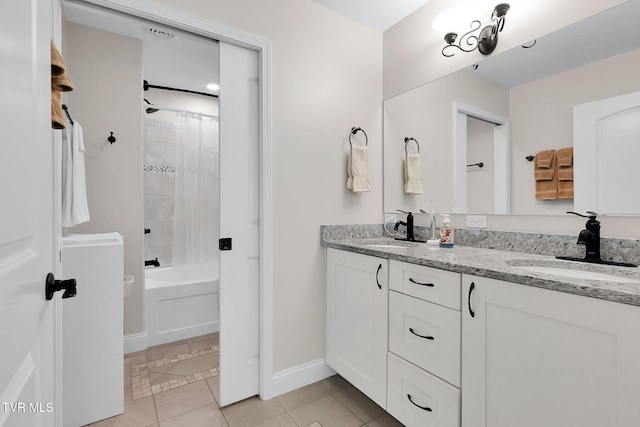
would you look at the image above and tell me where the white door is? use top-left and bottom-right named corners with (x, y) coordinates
top-left (574, 90), bottom-right (640, 215)
top-left (218, 41), bottom-right (260, 406)
top-left (0, 1), bottom-right (57, 426)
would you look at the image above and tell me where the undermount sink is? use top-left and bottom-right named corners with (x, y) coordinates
top-left (364, 244), bottom-right (407, 249)
top-left (512, 264), bottom-right (639, 284)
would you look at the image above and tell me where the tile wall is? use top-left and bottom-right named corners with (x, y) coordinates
top-left (144, 118), bottom-right (177, 267)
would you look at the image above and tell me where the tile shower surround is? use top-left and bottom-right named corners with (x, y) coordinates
top-left (144, 118), bottom-right (177, 267)
top-left (321, 224), bottom-right (640, 266)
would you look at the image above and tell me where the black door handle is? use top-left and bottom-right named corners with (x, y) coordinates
top-left (468, 282), bottom-right (475, 318)
top-left (376, 263), bottom-right (382, 290)
top-left (45, 273), bottom-right (77, 300)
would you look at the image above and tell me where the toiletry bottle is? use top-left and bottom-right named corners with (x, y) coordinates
top-left (439, 214), bottom-right (454, 248)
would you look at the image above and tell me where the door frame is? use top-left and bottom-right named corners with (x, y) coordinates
top-left (72, 0), bottom-right (275, 399)
top-left (453, 102), bottom-right (510, 214)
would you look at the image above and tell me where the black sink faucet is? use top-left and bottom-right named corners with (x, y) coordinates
top-left (556, 211), bottom-right (637, 267)
top-left (394, 210), bottom-right (415, 241)
top-left (569, 211), bottom-right (601, 261)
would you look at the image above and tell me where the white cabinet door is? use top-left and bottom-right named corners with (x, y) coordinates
top-left (326, 249), bottom-right (388, 408)
top-left (462, 275), bottom-right (640, 427)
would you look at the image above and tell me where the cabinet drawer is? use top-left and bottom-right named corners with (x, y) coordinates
top-left (387, 353), bottom-right (460, 427)
top-left (389, 291), bottom-right (461, 386)
top-left (389, 260), bottom-right (461, 310)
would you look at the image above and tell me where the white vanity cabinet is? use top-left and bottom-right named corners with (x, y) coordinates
top-left (386, 260), bottom-right (462, 427)
top-left (462, 274), bottom-right (640, 427)
top-left (326, 248), bottom-right (389, 408)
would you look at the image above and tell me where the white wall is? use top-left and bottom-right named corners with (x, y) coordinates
top-left (148, 0), bottom-right (383, 373)
top-left (383, 0), bottom-right (625, 99)
top-left (510, 48), bottom-right (640, 215)
top-left (63, 22), bottom-right (145, 335)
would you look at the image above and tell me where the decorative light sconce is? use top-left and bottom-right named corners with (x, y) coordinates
top-left (440, 3), bottom-right (510, 57)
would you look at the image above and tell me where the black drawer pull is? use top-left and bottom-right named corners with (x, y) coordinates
top-left (407, 394), bottom-right (432, 412)
top-left (468, 282), bottom-right (475, 318)
top-left (409, 328), bottom-right (434, 340)
top-left (409, 278), bottom-right (434, 287)
top-left (376, 263), bottom-right (382, 290)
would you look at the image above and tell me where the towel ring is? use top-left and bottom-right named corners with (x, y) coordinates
top-left (349, 127), bottom-right (368, 147)
top-left (404, 137), bottom-right (420, 155)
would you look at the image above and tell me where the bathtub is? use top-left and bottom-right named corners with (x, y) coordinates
top-left (145, 265), bottom-right (219, 346)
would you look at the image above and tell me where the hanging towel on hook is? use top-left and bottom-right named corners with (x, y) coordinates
top-left (534, 149), bottom-right (557, 200)
top-left (405, 153), bottom-right (423, 194)
top-left (61, 118), bottom-right (90, 227)
top-left (347, 145), bottom-right (371, 192)
top-left (556, 147), bottom-right (574, 199)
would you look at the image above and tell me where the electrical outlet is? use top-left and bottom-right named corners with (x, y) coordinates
top-left (466, 215), bottom-right (488, 228)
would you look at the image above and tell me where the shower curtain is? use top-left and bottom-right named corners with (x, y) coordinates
top-left (172, 112), bottom-right (219, 279)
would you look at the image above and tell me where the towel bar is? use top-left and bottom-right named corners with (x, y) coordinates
top-left (404, 137), bottom-right (420, 154)
top-left (349, 127), bottom-right (368, 146)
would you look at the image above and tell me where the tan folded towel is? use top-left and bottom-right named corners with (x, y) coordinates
top-left (557, 147), bottom-right (574, 199)
top-left (52, 72), bottom-right (75, 92)
top-left (51, 89), bottom-right (66, 129)
top-left (535, 150), bottom-right (557, 200)
top-left (51, 39), bottom-right (65, 76)
top-left (404, 153), bottom-right (423, 194)
top-left (349, 145), bottom-right (370, 192)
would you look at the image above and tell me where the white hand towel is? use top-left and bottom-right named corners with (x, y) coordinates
top-left (61, 120), bottom-right (90, 227)
top-left (349, 145), bottom-right (371, 192)
top-left (346, 147), bottom-right (353, 190)
top-left (404, 153), bottom-right (423, 194)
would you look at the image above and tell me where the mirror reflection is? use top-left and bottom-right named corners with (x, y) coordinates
top-left (383, 1), bottom-right (640, 216)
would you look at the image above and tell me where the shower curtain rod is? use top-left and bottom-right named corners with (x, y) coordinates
top-left (144, 103), bottom-right (218, 120)
top-left (143, 80), bottom-right (219, 98)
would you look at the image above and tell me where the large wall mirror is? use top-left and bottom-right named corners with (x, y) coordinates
top-left (383, 1), bottom-right (640, 216)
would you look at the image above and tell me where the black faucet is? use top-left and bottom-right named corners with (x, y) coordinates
top-left (394, 210), bottom-right (425, 242)
top-left (557, 211), bottom-right (637, 267)
top-left (145, 257), bottom-right (160, 267)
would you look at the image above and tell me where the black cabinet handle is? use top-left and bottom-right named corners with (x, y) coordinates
top-left (409, 327), bottom-right (434, 340)
top-left (376, 263), bottom-right (382, 290)
top-left (468, 282), bottom-right (475, 318)
top-left (407, 394), bottom-right (432, 412)
top-left (409, 278), bottom-right (434, 287)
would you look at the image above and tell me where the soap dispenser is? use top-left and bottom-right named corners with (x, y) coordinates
top-left (439, 214), bottom-right (454, 248)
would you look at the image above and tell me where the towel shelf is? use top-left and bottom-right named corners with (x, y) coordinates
top-left (349, 127), bottom-right (368, 147)
top-left (404, 137), bottom-right (420, 155)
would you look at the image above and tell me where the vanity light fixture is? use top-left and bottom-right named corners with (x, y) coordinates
top-left (440, 3), bottom-right (510, 57)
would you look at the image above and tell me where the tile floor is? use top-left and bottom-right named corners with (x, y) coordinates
top-left (86, 333), bottom-right (405, 427)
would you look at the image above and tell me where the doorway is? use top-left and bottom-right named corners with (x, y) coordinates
top-left (60, 0), bottom-right (273, 405)
top-left (454, 102), bottom-right (510, 214)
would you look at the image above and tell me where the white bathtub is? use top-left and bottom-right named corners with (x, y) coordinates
top-left (145, 266), bottom-right (219, 346)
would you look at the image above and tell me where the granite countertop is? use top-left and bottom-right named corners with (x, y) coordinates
top-left (323, 237), bottom-right (640, 307)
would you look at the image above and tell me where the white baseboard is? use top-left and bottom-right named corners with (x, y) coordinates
top-left (266, 358), bottom-right (336, 399)
top-left (124, 332), bottom-right (147, 354)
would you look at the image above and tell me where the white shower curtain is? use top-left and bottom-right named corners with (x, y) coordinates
top-left (172, 112), bottom-right (219, 279)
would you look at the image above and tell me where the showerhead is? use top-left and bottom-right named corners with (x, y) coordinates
top-left (144, 98), bottom-right (159, 114)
